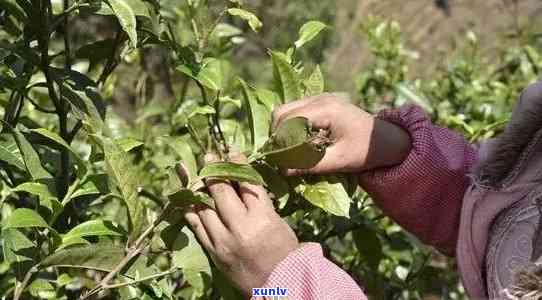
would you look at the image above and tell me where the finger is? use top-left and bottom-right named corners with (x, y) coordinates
top-left (271, 95), bottom-right (322, 129)
top-left (228, 151), bottom-right (248, 164)
top-left (285, 142), bottom-right (348, 176)
top-left (184, 211), bottom-right (214, 251)
top-left (206, 179), bottom-right (247, 225)
top-left (238, 181), bottom-right (272, 211)
top-left (197, 208), bottom-right (231, 243)
top-left (204, 153), bottom-right (248, 225)
top-left (273, 103), bottom-right (333, 133)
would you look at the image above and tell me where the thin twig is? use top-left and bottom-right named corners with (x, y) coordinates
top-left (213, 90), bottom-right (229, 154)
top-left (195, 81), bottom-right (225, 158)
top-left (67, 121), bottom-right (82, 143)
top-left (13, 265), bottom-right (39, 300)
top-left (81, 205), bottom-right (172, 299)
top-left (103, 268), bottom-right (177, 289)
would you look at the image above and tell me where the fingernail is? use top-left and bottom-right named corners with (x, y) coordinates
top-left (228, 151), bottom-right (247, 163)
top-left (204, 152), bottom-right (219, 163)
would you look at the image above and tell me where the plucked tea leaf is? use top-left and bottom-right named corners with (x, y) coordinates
top-left (295, 21), bottom-right (327, 49)
top-left (270, 51), bottom-right (302, 103)
top-left (260, 117), bottom-right (326, 169)
top-left (295, 177), bottom-right (351, 218)
top-left (41, 245), bottom-right (125, 272)
top-left (239, 79), bottom-right (270, 152)
top-left (227, 8), bottom-right (262, 32)
top-left (199, 162), bottom-right (264, 185)
top-left (2, 208), bottom-right (49, 229)
top-left (107, 0), bottom-right (138, 48)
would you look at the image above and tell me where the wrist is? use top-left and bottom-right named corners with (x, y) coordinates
top-left (366, 118), bottom-right (411, 170)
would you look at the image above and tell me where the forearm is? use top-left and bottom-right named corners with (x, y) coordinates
top-left (360, 104), bottom-right (477, 255)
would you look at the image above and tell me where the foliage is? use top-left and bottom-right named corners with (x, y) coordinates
top-left (0, 0), bottom-right (348, 299)
top-left (353, 16), bottom-right (542, 299)
top-left (0, 1), bottom-right (541, 300)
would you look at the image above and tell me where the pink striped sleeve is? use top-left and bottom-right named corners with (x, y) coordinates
top-left (360, 104), bottom-right (477, 256)
top-left (257, 243), bottom-right (367, 300)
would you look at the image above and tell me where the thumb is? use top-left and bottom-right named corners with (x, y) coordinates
top-left (285, 143), bottom-right (345, 176)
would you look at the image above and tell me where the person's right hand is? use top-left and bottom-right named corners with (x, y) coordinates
top-left (271, 93), bottom-right (412, 176)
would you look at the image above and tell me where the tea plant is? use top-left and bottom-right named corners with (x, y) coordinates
top-left (0, 0), bottom-right (358, 299)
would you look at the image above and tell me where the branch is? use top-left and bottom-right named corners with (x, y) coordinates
top-left (103, 268), bottom-right (177, 289)
top-left (81, 205), bottom-right (172, 299)
top-left (13, 265), bottom-right (39, 300)
top-left (195, 81), bottom-right (226, 159)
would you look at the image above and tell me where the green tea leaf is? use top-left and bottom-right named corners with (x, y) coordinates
top-left (56, 236), bottom-right (91, 250)
top-left (75, 39), bottom-right (115, 71)
top-left (255, 88), bottom-right (281, 112)
top-left (353, 224), bottom-right (383, 270)
top-left (30, 128), bottom-right (87, 175)
top-left (41, 244), bottom-right (125, 272)
top-left (101, 138), bottom-right (144, 240)
top-left (12, 182), bottom-right (56, 199)
top-left (253, 162), bottom-right (289, 209)
top-left (295, 177), bottom-right (351, 218)
top-left (304, 65), bottom-right (324, 96)
top-left (171, 227), bottom-right (211, 297)
top-left (1, 228), bottom-right (35, 265)
top-left (227, 8), bottom-right (262, 32)
top-left (2, 208), bottom-right (48, 229)
top-left (168, 189), bottom-right (215, 210)
top-left (116, 137), bottom-right (144, 152)
top-left (199, 162), bottom-right (264, 185)
top-left (188, 105), bottom-right (216, 119)
top-left (295, 21), bottom-right (327, 49)
top-left (61, 220), bottom-right (123, 246)
top-left (164, 138), bottom-right (198, 181)
top-left (239, 79), bottom-right (270, 152)
top-left (197, 58), bottom-right (226, 91)
top-left (12, 128), bottom-right (52, 180)
top-left (0, 134), bottom-right (25, 171)
top-left (60, 82), bottom-right (105, 134)
top-left (260, 117), bottom-right (325, 169)
top-left (107, 0), bottom-right (138, 48)
top-left (28, 278), bottom-right (55, 299)
top-left (270, 51), bottom-right (302, 103)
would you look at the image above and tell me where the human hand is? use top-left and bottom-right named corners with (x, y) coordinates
top-left (271, 93), bottom-right (411, 175)
top-left (183, 154), bottom-right (299, 297)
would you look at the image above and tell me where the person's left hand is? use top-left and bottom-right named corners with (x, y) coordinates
top-left (183, 154), bottom-right (299, 297)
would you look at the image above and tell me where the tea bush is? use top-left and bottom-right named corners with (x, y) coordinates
top-left (0, 1), bottom-right (541, 299)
